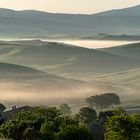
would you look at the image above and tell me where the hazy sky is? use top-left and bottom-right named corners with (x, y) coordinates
top-left (0, 0), bottom-right (140, 14)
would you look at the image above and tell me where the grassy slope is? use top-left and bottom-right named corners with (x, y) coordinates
top-left (0, 61), bottom-right (99, 107)
top-left (0, 62), bottom-right (44, 74)
top-left (0, 40), bottom-right (139, 106)
top-left (94, 43), bottom-right (140, 104)
top-left (0, 40), bottom-right (139, 76)
top-left (101, 42), bottom-right (140, 60)
top-left (0, 61), bottom-right (89, 89)
top-left (0, 5), bottom-right (140, 38)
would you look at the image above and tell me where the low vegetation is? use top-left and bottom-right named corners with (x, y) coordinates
top-left (0, 93), bottom-right (139, 140)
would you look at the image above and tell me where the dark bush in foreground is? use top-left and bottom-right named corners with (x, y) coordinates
top-left (0, 106), bottom-right (93, 140)
top-left (105, 112), bottom-right (140, 140)
top-left (56, 125), bottom-right (93, 140)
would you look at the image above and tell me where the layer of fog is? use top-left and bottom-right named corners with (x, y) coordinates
top-left (0, 38), bottom-right (139, 109)
top-left (0, 80), bottom-right (101, 109)
top-left (46, 39), bottom-right (139, 49)
top-left (1, 78), bottom-right (139, 110)
top-left (0, 38), bottom-right (139, 49)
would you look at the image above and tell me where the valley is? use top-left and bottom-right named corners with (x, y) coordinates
top-left (0, 40), bottom-right (139, 109)
top-left (0, 2), bottom-right (140, 140)
top-left (0, 4), bottom-right (140, 111)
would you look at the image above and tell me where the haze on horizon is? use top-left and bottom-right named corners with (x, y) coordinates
top-left (0, 0), bottom-right (140, 14)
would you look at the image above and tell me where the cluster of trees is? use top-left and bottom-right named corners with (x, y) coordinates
top-left (105, 112), bottom-right (140, 140)
top-left (0, 93), bottom-right (139, 140)
top-left (0, 106), bottom-right (92, 140)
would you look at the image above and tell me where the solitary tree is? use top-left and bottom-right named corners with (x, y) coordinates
top-left (101, 93), bottom-right (120, 108)
top-left (86, 93), bottom-right (120, 111)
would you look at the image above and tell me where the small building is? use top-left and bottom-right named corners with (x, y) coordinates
top-left (2, 106), bottom-right (33, 121)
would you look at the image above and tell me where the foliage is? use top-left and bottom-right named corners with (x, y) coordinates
top-left (78, 107), bottom-right (97, 125)
top-left (86, 93), bottom-right (120, 111)
top-left (0, 103), bottom-right (6, 113)
top-left (40, 115), bottom-right (79, 139)
top-left (105, 112), bottom-right (140, 140)
top-left (99, 108), bottom-right (125, 123)
top-left (1, 99), bottom-right (139, 140)
top-left (23, 127), bottom-right (38, 140)
top-left (60, 103), bottom-right (72, 115)
top-left (56, 125), bottom-right (93, 140)
top-left (0, 106), bottom-right (62, 139)
top-left (0, 106), bottom-right (92, 140)
top-left (0, 120), bottom-right (27, 140)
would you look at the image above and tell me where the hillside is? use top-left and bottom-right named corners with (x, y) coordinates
top-left (0, 5), bottom-right (140, 38)
top-left (0, 62), bottom-right (43, 74)
top-left (0, 40), bottom-right (139, 106)
top-left (101, 42), bottom-right (140, 60)
top-left (0, 61), bottom-right (99, 106)
top-left (0, 61), bottom-right (89, 89)
top-left (84, 33), bottom-right (140, 41)
top-left (95, 5), bottom-right (140, 17)
top-left (0, 40), bottom-right (139, 102)
top-left (0, 40), bottom-right (139, 77)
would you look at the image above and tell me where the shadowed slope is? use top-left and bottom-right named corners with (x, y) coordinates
top-left (0, 5), bottom-right (140, 38)
top-left (101, 42), bottom-right (140, 60)
top-left (0, 40), bottom-right (139, 76)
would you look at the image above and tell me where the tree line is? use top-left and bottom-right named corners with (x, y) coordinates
top-left (0, 92), bottom-right (139, 140)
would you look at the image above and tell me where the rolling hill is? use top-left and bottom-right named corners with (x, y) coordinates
top-left (0, 40), bottom-right (139, 98)
top-left (0, 40), bottom-right (139, 77)
top-left (0, 62), bottom-right (43, 74)
top-left (0, 40), bottom-right (139, 106)
top-left (83, 33), bottom-right (140, 41)
top-left (0, 61), bottom-right (99, 107)
top-left (0, 5), bottom-right (140, 38)
top-left (0, 61), bottom-right (89, 88)
top-left (95, 5), bottom-right (140, 17)
top-left (101, 42), bottom-right (140, 60)
top-left (0, 5), bottom-right (140, 108)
